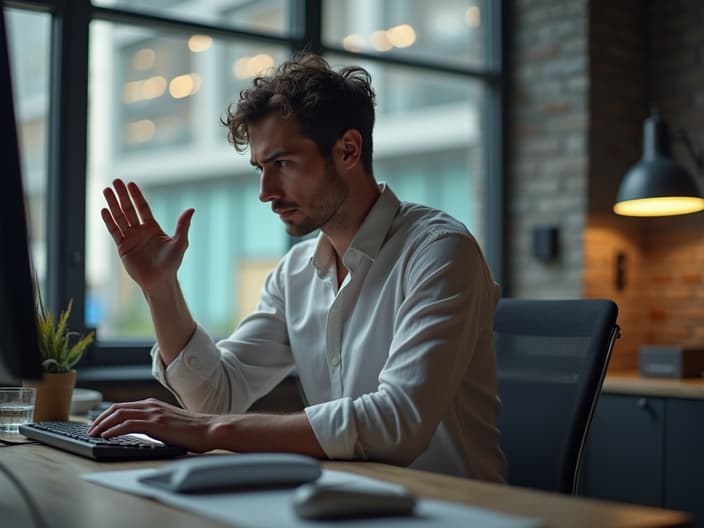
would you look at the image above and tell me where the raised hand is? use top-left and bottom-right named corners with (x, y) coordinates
top-left (101, 179), bottom-right (195, 293)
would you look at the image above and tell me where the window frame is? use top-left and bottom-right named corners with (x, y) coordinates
top-left (5, 0), bottom-right (505, 368)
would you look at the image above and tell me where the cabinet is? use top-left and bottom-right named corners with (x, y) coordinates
top-left (579, 393), bottom-right (664, 506)
top-left (665, 399), bottom-right (704, 524)
top-left (580, 392), bottom-right (704, 526)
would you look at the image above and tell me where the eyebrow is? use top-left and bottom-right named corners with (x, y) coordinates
top-left (250, 150), bottom-right (291, 167)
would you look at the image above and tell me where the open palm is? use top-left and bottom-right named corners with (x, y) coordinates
top-left (101, 179), bottom-right (195, 293)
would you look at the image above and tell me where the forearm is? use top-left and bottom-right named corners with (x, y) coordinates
top-left (143, 278), bottom-right (197, 366)
top-left (208, 413), bottom-right (326, 458)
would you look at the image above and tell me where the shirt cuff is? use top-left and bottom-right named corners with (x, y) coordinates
top-left (304, 398), bottom-right (359, 460)
top-left (150, 323), bottom-right (221, 391)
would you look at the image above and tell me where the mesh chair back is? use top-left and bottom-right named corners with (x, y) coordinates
top-left (494, 298), bottom-right (619, 494)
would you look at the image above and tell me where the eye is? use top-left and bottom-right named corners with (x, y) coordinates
top-left (275, 159), bottom-right (289, 168)
top-left (253, 165), bottom-right (263, 174)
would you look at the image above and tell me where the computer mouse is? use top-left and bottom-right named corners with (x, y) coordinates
top-left (138, 452), bottom-right (321, 493)
top-left (292, 481), bottom-right (416, 520)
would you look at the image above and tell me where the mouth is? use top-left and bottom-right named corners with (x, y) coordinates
top-left (275, 208), bottom-right (296, 220)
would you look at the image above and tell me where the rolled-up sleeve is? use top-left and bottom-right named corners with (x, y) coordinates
top-left (151, 263), bottom-right (295, 414)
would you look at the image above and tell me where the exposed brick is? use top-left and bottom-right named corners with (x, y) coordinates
top-left (681, 272), bottom-right (703, 285)
top-left (679, 306), bottom-right (704, 321)
top-left (649, 274), bottom-right (673, 285)
top-left (510, 0), bottom-right (704, 370)
top-left (648, 308), bottom-right (668, 321)
top-left (663, 286), bottom-right (695, 301)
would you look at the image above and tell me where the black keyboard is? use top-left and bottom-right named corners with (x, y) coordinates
top-left (19, 421), bottom-right (187, 461)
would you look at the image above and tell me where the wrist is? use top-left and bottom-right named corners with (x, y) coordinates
top-left (142, 277), bottom-right (196, 362)
top-left (141, 275), bottom-right (181, 302)
top-left (207, 415), bottom-right (240, 451)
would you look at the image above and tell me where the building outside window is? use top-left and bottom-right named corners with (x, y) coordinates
top-left (5, 0), bottom-right (501, 364)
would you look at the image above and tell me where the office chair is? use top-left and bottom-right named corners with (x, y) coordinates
top-left (494, 298), bottom-right (619, 495)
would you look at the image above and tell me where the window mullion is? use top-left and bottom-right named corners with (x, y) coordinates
top-left (291, 0), bottom-right (321, 53)
top-left (46, 0), bottom-right (90, 338)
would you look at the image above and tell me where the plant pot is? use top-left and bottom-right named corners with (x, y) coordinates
top-left (24, 370), bottom-right (77, 422)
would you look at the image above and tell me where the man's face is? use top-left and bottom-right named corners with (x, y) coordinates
top-left (249, 113), bottom-right (349, 237)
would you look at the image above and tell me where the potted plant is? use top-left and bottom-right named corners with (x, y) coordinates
top-left (24, 290), bottom-right (94, 422)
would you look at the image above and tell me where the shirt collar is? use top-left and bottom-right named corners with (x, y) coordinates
top-left (310, 183), bottom-right (401, 274)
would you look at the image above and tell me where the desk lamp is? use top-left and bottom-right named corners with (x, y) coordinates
top-left (614, 112), bottom-right (704, 217)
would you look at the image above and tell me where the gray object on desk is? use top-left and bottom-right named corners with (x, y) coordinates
top-left (138, 452), bottom-right (322, 492)
top-left (292, 481), bottom-right (416, 520)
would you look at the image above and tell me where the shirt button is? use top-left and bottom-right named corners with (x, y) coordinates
top-left (186, 356), bottom-right (200, 369)
top-left (330, 355), bottom-right (341, 367)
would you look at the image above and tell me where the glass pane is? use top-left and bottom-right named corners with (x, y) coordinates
top-left (86, 20), bottom-right (290, 340)
top-left (5, 9), bottom-right (51, 286)
top-left (328, 54), bottom-right (485, 244)
top-left (93, 0), bottom-right (292, 37)
top-left (323, 0), bottom-right (488, 69)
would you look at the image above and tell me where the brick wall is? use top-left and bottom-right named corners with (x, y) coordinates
top-left (507, 0), bottom-right (588, 298)
top-left (583, 0), bottom-right (646, 370)
top-left (511, 0), bottom-right (704, 370)
top-left (584, 0), bottom-right (704, 369)
top-left (641, 0), bottom-right (704, 350)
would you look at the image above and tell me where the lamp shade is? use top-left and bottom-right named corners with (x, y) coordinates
top-left (614, 114), bottom-right (704, 216)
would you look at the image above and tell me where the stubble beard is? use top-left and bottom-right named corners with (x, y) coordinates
top-left (285, 162), bottom-right (349, 237)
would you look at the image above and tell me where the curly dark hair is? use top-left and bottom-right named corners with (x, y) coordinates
top-left (222, 53), bottom-right (376, 174)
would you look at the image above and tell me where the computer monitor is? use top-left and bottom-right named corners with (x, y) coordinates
top-left (0, 10), bottom-right (43, 384)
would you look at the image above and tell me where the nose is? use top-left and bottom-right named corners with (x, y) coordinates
top-left (258, 169), bottom-right (282, 203)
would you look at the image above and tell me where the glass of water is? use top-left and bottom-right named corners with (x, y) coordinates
top-left (0, 387), bottom-right (36, 433)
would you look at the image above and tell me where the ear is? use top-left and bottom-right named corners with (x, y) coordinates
top-left (334, 129), bottom-right (363, 170)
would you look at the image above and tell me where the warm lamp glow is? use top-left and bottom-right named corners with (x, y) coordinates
top-left (232, 54), bottom-right (275, 78)
top-left (142, 75), bottom-right (167, 99)
top-left (133, 48), bottom-right (155, 70)
top-left (465, 6), bottom-right (481, 27)
top-left (125, 119), bottom-right (155, 144)
top-left (188, 34), bottom-right (212, 53)
top-left (342, 33), bottom-right (365, 52)
top-left (614, 112), bottom-right (704, 217)
top-left (388, 24), bottom-right (416, 48)
top-left (371, 30), bottom-right (393, 52)
top-left (613, 196), bottom-right (704, 217)
top-left (169, 73), bottom-right (201, 99)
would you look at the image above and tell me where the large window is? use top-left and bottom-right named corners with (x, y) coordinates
top-left (5, 8), bottom-right (50, 289)
top-left (5, 0), bottom-right (503, 366)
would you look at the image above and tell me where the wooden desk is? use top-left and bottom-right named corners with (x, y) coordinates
top-left (0, 444), bottom-right (692, 528)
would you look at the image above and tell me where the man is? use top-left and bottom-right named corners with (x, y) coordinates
top-left (89, 53), bottom-right (506, 482)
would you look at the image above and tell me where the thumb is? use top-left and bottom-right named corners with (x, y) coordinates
top-left (174, 208), bottom-right (195, 245)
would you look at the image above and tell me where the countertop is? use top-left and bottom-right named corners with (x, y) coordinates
top-left (603, 370), bottom-right (704, 399)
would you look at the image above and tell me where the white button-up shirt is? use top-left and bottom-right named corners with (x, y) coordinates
top-left (152, 185), bottom-right (506, 482)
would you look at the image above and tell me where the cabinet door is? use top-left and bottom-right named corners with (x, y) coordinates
top-left (664, 398), bottom-right (704, 526)
top-left (579, 393), bottom-right (664, 507)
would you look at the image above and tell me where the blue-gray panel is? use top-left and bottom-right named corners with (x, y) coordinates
top-left (580, 393), bottom-right (664, 507)
top-left (664, 398), bottom-right (704, 527)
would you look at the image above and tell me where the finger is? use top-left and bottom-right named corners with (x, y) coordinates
top-left (174, 208), bottom-right (195, 244)
top-left (103, 187), bottom-right (130, 234)
top-left (87, 402), bottom-right (123, 435)
top-left (99, 419), bottom-right (150, 439)
top-left (113, 178), bottom-right (140, 227)
top-left (126, 181), bottom-right (154, 223)
top-left (88, 401), bottom-right (147, 435)
top-left (100, 208), bottom-right (124, 244)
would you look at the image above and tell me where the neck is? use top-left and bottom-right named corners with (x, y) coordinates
top-left (322, 175), bottom-right (380, 265)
